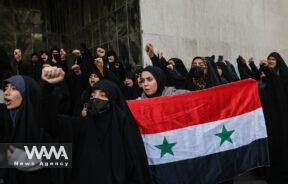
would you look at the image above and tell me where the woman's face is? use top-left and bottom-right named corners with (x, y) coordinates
top-left (267, 56), bottom-right (277, 68)
top-left (89, 74), bottom-right (100, 87)
top-left (137, 75), bottom-right (143, 89)
top-left (108, 56), bottom-right (115, 63)
top-left (90, 89), bottom-right (108, 101)
top-left (192, 58), bottom-right (206, 68)
top-left (217, 66), bottom-right (223, 76)
top-left (31, 55), bottom-right (39, 62)
top-left (4, 83), bottom-right (23, 110)
top-left (41, 53), bottom-right (48, 62)
top-left (168, 60), bottom-right (176, 66)
top-left (124, 78), bottom-right (133, 87)
top-left (141, 71), bottom-right (158, 96)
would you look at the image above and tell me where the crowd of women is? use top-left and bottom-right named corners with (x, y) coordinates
top-left (0, 42), bottom-right (288, 184)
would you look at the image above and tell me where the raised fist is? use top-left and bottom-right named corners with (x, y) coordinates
top-left (145, 43), bottom-right (154, 58)
top-left (260, 59), bottom-right (268, 67)
top-left (42, 66), bottom-right (65, 84)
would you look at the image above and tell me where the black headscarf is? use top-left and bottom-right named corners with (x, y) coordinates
top-left (89, 65), bottom-right (128, 98)
top-left (142, 66), bottom-right (166, 98)
top-left (106, 50), bottom-right (126, 81)
top-left (169, 58), bottom-right (188, 77)
top-left (267, 52), bottom-right (288, 82)
top-left (216, 61), bottom-right (235, 83)
top-left (106, 50), bottom-right (119, 63)
top-left (1, 76), bottom-right (57, 184)
top-left (184, 57), bottom-right (220, 91)
top-left (258, 52), bottom-right (288, 182)
top-left (2, 75), bottom-right (41, 142)
top-left (124, 71), bottom-right (142, 100)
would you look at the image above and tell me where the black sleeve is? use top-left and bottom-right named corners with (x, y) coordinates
top-left (167, 69), bottom-right (186, 89)
top-left (122, 114), bottom-right (151, 184)
top-left (0, 104), bottom-right (7, 141)
top-left (249, 62), bottom-right (260, 80)
top-left (168, 69), bottom-right (186, 80)
top-left (39, 81), bottom-right (79, 141)
top-left (260, 65), bottom-right (273, 78)
top-left (17, 60), bottom-right (30, 75)
top-left (66, 73), bottom-right (86, 110)
top-left (226, 62), bottom-right (240, 81)
top-left (150, 55), bottom-right (167, 72)
top-left (118, 63), bottom-right (126, 82)
top-left (237, 62), bottom-right (252, 80)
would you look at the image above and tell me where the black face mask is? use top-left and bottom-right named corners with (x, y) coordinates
top-left (87, 98), bottom-right (110, 116)
top-left (192, 67), bottom-right (205, 78)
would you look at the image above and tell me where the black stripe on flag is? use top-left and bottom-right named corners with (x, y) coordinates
top-left (149, 138), bottom-right (269, 184)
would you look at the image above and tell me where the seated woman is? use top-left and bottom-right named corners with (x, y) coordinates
top-left (140, 66), bottom-right (189, 99)
top-left (40, 66), bottom-right (151, 184)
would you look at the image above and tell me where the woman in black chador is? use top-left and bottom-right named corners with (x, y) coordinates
top-left (259, 52), bottom-right (288, 184)
top-left (0, 75), bottom-right (57, 184)
top-left (184, 56), bottom-right (220, 91)
top-left (123, 71), bottom-right (142, 100)
top-left (40, 66), bottom-right (151, 184)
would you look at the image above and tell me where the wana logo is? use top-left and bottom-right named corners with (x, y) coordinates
top-left (24, 146), bottom-right (68, 160)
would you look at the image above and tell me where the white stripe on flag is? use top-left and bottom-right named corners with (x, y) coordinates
top-left (142, 108), bottom-right (267, 165)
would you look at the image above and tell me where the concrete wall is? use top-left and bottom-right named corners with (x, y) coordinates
top-left (140, 0), bottom-right (288, 68)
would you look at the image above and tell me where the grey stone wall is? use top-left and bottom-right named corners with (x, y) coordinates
top-left (140, 0), bottom-right (288, 67)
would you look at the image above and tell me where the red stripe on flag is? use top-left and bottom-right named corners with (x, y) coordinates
top-left (127, 79), bottom-right (262, 134)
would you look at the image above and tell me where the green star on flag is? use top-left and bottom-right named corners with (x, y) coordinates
top-left (215, 125), bottom-right (235, 146)
top-left (155, 137), bottom-right (177, 158)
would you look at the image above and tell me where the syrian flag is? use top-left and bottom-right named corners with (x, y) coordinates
top-left (127, 79), bottom-right (269, 184)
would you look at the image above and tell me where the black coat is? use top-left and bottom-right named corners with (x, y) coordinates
top-left (150, 56), bottom-right (186, 89)
top-left (39, 80), bottom-right (151, 184)
top-left (259, 60), bottom-right (288, 183)
top-left (0, 76), bottom-right (58, 184)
